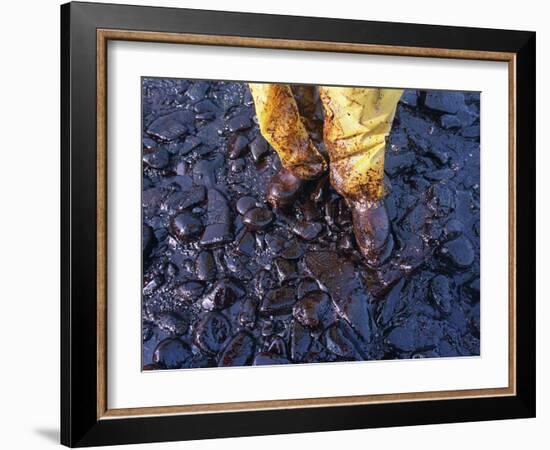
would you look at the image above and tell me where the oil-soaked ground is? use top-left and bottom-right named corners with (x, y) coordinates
top-left (142, 78), bottom-right (480, 370)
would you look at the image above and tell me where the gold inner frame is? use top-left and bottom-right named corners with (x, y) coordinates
top-left (96, 29), bottom-right (517, 420)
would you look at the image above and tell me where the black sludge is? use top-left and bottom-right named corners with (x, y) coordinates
top-left (142, 79), bottom-right (480, 369)
top-left (305, 251), bottom-right (372, 343)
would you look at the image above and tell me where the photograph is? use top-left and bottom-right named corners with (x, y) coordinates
top-left (141, 78), bottom-right (481, 370)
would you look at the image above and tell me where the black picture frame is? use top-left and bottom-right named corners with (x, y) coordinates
top-left (61, 1), bottom-right (536, 447)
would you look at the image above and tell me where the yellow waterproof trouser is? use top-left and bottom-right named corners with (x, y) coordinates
top-left (248, 83), bottom-right (403, 201)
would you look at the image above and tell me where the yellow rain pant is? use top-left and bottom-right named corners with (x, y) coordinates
top-left (249, 84), bottom-right (403, 201)
top-left (248, 83), bottom-right (327, 180)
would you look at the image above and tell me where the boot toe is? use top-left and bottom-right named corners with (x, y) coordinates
top-left (351, 199), bottom-right (393, 267)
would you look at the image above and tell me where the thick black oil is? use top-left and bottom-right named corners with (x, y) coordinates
top-left (141, 79), bottom-right (480, 370)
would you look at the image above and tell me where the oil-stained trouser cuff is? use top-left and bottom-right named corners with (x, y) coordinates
top-left (248, 83), bottom-right (327, 180)
top-left (319, 87), bottom-right (403, 201)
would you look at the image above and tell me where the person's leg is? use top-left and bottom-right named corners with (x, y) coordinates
top-left (319, 86), bottom-right (403, 266)
top-left (249, 83), bottom-right (327, 207)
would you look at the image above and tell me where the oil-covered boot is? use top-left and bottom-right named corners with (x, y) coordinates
top-left (349, 197), bottom-right (393, 267)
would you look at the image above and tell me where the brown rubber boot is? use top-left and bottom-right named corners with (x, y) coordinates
top-left (349, 198), bottom-right (393, 267)
top-left (266, 167), bottom-right (305, 209)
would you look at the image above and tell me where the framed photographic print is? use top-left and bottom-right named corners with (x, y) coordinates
top-left (60, 1), bottom-right (536, 447)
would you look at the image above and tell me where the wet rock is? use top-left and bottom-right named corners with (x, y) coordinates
top-left (292, 221), bottom-right (323, 241)
top-left (201, 223), bottom-right (233, 247)
top-left (200, 189), bottom-right (233, 246)
top-left (424, 92), bottom-right (466, 114)
top-left (273, 257), bottom-right (298, 283)
top-left (166, 142), bottom-right (182, 155)
top-left (194, 312), bottom-right (231, 354)
top-left (243, 207), bottom-right (273, 231)
top-left (180, 136), bottom-right (201, 154)
top-left (192, 160), bottom-right (217, 187)
top-left (458, 108), bottom-right (477, 126)
top-left (175, 161), bottom-right (187, 176)
top-left (466, 278), bottom-right (480, 303)
top-left (385, 152), bottom-right (415, 176)
top-left (290, 320), bottom-right (312, 362)
top-left (438, 340), bottom-right (458, 357)
top-left (254, 270), bottom-right (275, 297)
top-left (441, 114), bottom-right (462, 129)
top-left (201, 278), bottom-right (245, 310)
top-left (430, 275), bottom-right (453, 315)
top-left (223, 251), bottom-right (243, 273)
top-left (143, 225), bottom-right (156, 259)
top-left (261, 320), bottom-right (275, 337)
top-left (428, 146), bottom-right (450, 165)
top-left (468, 303), bottom-right (481, 337)
top-left (186, 82), bottom-right (209, 101)
top-left (300, 200), bottom-right (322, 221)
top-left (153, 226), bottom-right (168, 243)
top-left (235, 231), bottom-right (256, 257)
top-left (428, 183), bottom-right (455, 217)
top-left (194, 99), bottom-right (218, 113)
top-left (218, 332), bottom-right (255, 366)
top-left (281, 240), bottom-right (305, 260)
top-left (400, 90), bottom-right (418, 106)
top-left (165, 262), bottom-right (178, 278)
top-left (175, 281), bottom-right (204, 302)
top-left (236, 196), bottom-right (257, 215)
top-left (143, 275), bottom-right (163, 296)
top-left (324, 323), bottom-right (362, 359)
top-left (170, 212), bottom-right (203, 241)
top-left (387, 325), bottom-right (415, 352)
top-left (204, 188), bottom-right (230, 225)
top-left (228, 134), bottom-right (249, 160)
top-left (142, 322), bottom-right (153, 342)
top-left (296, 278), bottom-right (319, 299)
top-left (156, 311), bottom-right (189, 335)
top-left (461, 126), bottom-right (480, 138)
top-left (267, 336), bottom-right (287, 356)
top-left (260, 286), bottom-right (296, 316)
top-left (170, 175), bottom-right (194, 190)
top-left (153, 338), bottom-right (193, 369)
top-left (402, 204), bottom-right (429, 234)
top-left (238, 297), bottom-right (257, 328)
top-left (227, 114), bottom-right (252, 132)
top-left (143, 176), bottom-right (153, 190)
top-left (440, 236), bottom-right (475, 268)
top-left (143, 147), bottom-right (170, 169)
top-left (143, 136), bottom-right (157, 150)
top-left (292, 291), bottom-right (332, 329)
top-left (444, 218), bottom-right (464, 240)
top-left (265, 233), bottom-right (285, 255)
top-left (196, 112), bottom-right (215, 121)
top-left (395, 233), bottom-right (428, 271)
top-left (424, 168), bottom-right (455, 181)
top-left (379, 279), bottom-right (406, 326)
top-left (249, 135), bottom-right (269, 162)
top-left (194, 251), bottom-right (216, 281)
top-left (304, 251), bottom-right (372, 342)
top-left (230, 159), bottom-right (245, 173)
top-left (166, 186), bottom-right (206, 212)
top-left (253, 352), bottom-right (290, 365)
top-left (147, 110), bottom-right (193, 141)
